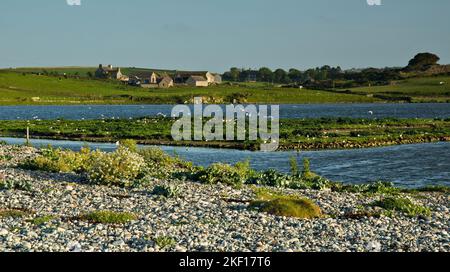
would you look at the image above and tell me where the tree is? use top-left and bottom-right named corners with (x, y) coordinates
top-left (229, 67), bottom-right (241, 82)
top-left (406, 53), bottom-right (440, 71)
top-left (273, 69), bottom-right (289, 83)
top-left (258, 67), bottom-right (273, 82)
top-left (288, 69), bottom-right (302, 83)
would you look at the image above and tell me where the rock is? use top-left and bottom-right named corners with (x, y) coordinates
top-left (366, 241), bottom-right (382, 252)
top-left (0, 229), bottom-right (9, 236)
top-left (68, 241), bottom-right (82, 252)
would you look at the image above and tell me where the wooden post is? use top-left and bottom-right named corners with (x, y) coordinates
top-left (26, 126), bottom-right (30, 146)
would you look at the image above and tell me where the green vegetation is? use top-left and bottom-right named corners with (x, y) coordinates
top-left (0, 209), bottom-right (33, 218)
top-left (78, 211), bottom-right (137, 224)
top-left (2, 117), bottom-right (449, 151)
top-left (153, 236), bottom-right (176, 249)
top-left (344, 76), bottom-right (450, 103)
top-left (372, 197), bottom-right (431, 217)
top-left (151, 184), bottom-right (181, 198)
top-left (249, 189), bottom-right (322, 219)
top-left (87, 147), bottom-right (146, 187)
top-left (16, 144), bottom-right (448, 196)
top-left (0, 179), bottom-right (33, 191)
top-left (0, 71), bottom-right (378, 105)
top-left (195, 161), bottom-right (254, 187)
top-left (29, 215), bottom-right (57, 226)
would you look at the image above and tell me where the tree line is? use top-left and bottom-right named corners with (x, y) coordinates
top-left (222, 53), bottom-right (445, 87)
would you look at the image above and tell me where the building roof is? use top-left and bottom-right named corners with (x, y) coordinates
top-left (157, 76), bottom-right (173, 83)
top-left (176, 71), bottom-right (210, 77)
top-left (189, 75), bottom-right (208, 82)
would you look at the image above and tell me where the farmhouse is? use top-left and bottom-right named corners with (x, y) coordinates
top-left (95, 64), bottom-right (127, 80)
top-left (186, 76), bottom-right (209, 87)
top-left (175, 71), bottom-right (221, 85)
top-left (130, 71), bottom-right (174, 88)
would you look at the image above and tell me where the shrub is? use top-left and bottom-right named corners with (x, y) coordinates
top-left (78, 210), bottom-right (137, 224)
top-left (0, 179), bottom-right (32, 191)
top-left (154, 236), bottom-right (176, 250)
top-left (196, 161), bottom-right (254, 186)
top-left (19, 147), bottom-right (90, 173)
top-left (0, 140), bottom-right (7, 145)
top-left (0, 209), bottom-right (32, 218)
top-left (119, 139), bottom-right (138, 153)
top-left (289, 156), bottom-right (299, 176)
top-left (87, 147), bottom-right (146, 187)
top-left (139, 148), bottom-right (194, 179)
top-left (0, 155), bottom-right (13, 161)
top-left (152, 184), bottom-right (181, 198)
top-left (250, 195), bottom-right (322, 219)
top-left (372, 197), bottom-right (430, 217)
top-left (30, 215), bottom-right (56, 226)
top-left (251, 169), bottom-right (291, 188)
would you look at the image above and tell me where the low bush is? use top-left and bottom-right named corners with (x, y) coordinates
top-left (30, 215), bottom-right (57, 226)
top-left (372, 197), bottom-right (430, 217)
top-left (0, 209), bottom-right (33, 218)
top-left (119, 139), bottom-right (138, 153)
top-left (249, 194), bottom-right (322, 219)
top-left (86, 147), bottom-right (146, 187)
top-left (154, 236), bottom-right (176, 250)
top-left (19, 146), bottom-right (90, 173)
top-left (250, 169), bottom-right (291, 188)
top-left (78, 210), bottom-right (137, 224)
top-left (0, 179), bottom-right (32, 191)
top-left (195, 161), bottom-right (254, 187)
top-left (152, 184), bottom-right (181, 198)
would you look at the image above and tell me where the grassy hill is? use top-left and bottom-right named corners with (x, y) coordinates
top-left (343, 76), bottom-right (450, 103)
top-left (0, 71), bottom-right (379, 105)
top-left (3, 66), bottom-right (177, 77)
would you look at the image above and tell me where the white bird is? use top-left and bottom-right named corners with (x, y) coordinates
top-left (115, 141), bottom-right (120, 146)
top-left (368, 111), bottom-right (374, 115)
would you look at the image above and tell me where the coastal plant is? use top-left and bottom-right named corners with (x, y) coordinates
top-left (195, 161), bottom-right (254, 187)
top-left (29, 215), bottom-right (57, 226)
top-left (19, 146), bottom-right (90, 173)
top-left (249, 190), bottom-right (322, 219)
top-left (151, 184), bottom-right (181, 198)
top-left (372, 197), bottom-right (431, 217)
top-left (139, 147), bottom-right (194, 179)
top-left (250, 169), bottom-right (292, 188)
top-left (0, 154), bottom-right (13, 161)
top-left (77, 210), bottom-right (137, 224)
top-left (289, 156), bottom-right (299, 176)
top-left (86, 147), bottom-right (146, 187)
top-left (0, 209), bottom-right (33, 219)
top-left (153, 236), bottom-right (176, 250)
top-left (0, 179), bottom-right (33, 192)
top-left (119, 139), bottom-right (138, 153)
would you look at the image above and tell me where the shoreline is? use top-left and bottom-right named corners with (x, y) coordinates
top-left (1, 134), bottom-right (449, 152)
top-left (0, 145), bottom-right (448, 252)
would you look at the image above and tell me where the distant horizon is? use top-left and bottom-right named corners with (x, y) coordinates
top-left (1, 0), bottom-right (449, 72)
top-left (1, 51), bottom-right (446, 74)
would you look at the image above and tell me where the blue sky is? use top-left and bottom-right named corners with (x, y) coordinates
top-left (1, 0), bottom-right (449, 72)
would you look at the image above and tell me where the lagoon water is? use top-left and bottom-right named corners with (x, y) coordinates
top-left (1, 103), bottom-right (449, 188)
top-left (1, 103), bottom-right (450, 120)
top-left (1, 137), bottom-right (449, 189)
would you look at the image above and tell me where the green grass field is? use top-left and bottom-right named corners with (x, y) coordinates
top-left (0, 71), bottom-right (379, 105)
top-left (345, 76), bottom-right (450, 102)
top-left (1, 117), bottom-right (448, 150)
